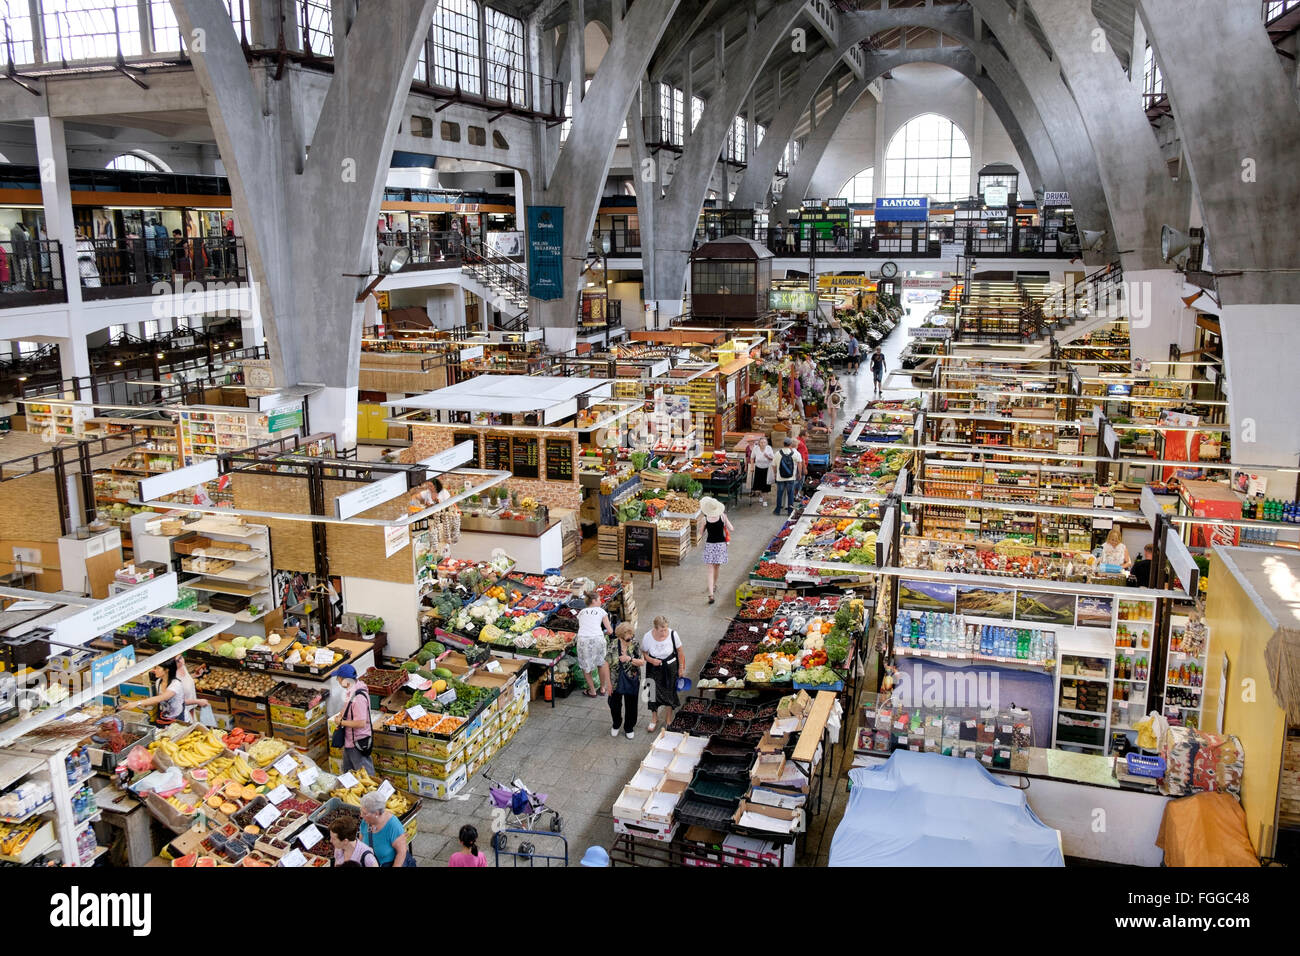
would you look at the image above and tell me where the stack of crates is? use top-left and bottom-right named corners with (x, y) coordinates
top-left (268, 683), bottom-right (329, 767)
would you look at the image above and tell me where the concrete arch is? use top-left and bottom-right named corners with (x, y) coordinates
top-left (534, 0), bottom-right (684, 346)
top-left (961, 0), bottom-right (1120, 262)
top-left (1019, 0), bottom-right (1185, 269)
top-left (1139, 0), bottom-right (1300, 304)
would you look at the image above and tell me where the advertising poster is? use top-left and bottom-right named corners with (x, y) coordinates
top-left (526, 206), bottom-right (564, 300)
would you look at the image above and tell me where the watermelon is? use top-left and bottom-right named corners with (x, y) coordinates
top-left (432, 667), bottom-right (454, 680)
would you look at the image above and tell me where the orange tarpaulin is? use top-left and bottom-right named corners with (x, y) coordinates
top-left (1155, 792), bottom-right (1260, 867)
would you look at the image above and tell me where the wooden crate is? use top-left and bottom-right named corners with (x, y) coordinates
top-left (690, 514), bottom-right (707, 546)
top-left (639, 471), bottom-right (669, 491)
top-left (598, 525), bottom-right (622, 561)
top-left (658, 532), bottom-right (690, 566)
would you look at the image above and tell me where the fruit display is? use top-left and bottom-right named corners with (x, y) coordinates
top-left (193, 667), bottom-right (278, 698)
top-left (222, 726), bottom-right (261, 750)
top-left (150, 727), bottom-right (227, 768)
top-left (360, 667), bottom-right (407, 698)
top-left (284, 642), bottom-right (343, 669)
top-left (197, 753), bottom-right (258, 793)
top-left (267, 683), bottom-right (323, 710)
top-left (384, 710), bottom-right (465, 734)
top-left (246, 737), bottom-right (290, 767)
top-left (327, 767), bottom-right (412, 815)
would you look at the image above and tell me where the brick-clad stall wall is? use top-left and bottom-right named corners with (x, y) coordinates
top-left (405, 424), bottom-right (583, 511)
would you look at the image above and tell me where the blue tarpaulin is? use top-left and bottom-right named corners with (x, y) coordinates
top-left (829, 751), bottom-right (1064, 866)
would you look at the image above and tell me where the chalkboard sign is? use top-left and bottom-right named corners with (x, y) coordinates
top-left (623, 520), bottom-right (660, 583)
top-left (453, 432), bottom-right (479, 467)
top-left (483, 434), bottom-right (511, 472)
top-left (511, 436), bottom-right (540, 479)
top-left (545, 438), bottom-right (574, 482)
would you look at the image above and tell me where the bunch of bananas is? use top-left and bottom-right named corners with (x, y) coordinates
top-left (0, 819), bottom-right (43, 856)
top-left (205, 753), bottom-right (255, 790)
top-left (151, 728), bottom-right (226, 768)
top-left (329, 769), bottom-right (411, 815)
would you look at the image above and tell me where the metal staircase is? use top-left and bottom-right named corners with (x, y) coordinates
top-left (461, 241), bottom-right (530, 331)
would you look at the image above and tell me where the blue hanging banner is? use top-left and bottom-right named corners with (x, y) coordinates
top-left (874, 197), bottom-right (929, 222)
top-left (527, 205), bottom-right (564, 300)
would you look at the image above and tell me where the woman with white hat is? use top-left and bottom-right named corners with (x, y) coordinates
top-left (699, 496), bottom-right (734, 604)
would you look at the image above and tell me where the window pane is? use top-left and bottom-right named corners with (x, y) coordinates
top-left (883, 113), bottom-right (972, 202)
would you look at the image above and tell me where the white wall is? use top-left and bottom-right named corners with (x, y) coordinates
top-left (808, 62), bottom-right (1033, 203)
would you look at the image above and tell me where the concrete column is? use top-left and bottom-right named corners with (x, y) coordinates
top-left (970, 90), bottom-right (984, 198)
top-left (174, 0), bottom-right (436, 450)
top-left (873, 81), bottom-right (886, 199)
top-left (58, 335), bottom-right (90, 383)
top-left (569, 0), bottom-right (585, 101)
top-left (1219, 304), bottom-right (1300, 483)
top-left (33, 117), bottom-right (83, 318)
top-left (682, 46), bottom-right (693, 144)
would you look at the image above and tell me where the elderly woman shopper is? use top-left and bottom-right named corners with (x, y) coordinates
top-left (575, 590), bottom-right (613, 697)
top-left (700, 496), bottom-right (734, 604)
top-left (642, 616), bottom-right (685, 733)
top-left (606, 622), bottom-right (644, 739)
top-left (360, 790), bottom-right (413, 867)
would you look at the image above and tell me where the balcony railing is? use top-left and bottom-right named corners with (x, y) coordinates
top-left (78, 236), bottom-right (249, 300)
top-left (0, 239), bottom-right (66, 305)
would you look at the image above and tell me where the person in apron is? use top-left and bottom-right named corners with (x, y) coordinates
top-left (642, 616), bottom-right (686, 732)
top-left (121, 658), bottom-right (186, 728)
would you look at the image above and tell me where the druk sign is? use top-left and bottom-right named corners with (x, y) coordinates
top-left (874, 197), bottom-right (929, 222)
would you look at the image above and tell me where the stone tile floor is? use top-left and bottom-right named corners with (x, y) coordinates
top-left (410, 304), bottom-right (925, 866)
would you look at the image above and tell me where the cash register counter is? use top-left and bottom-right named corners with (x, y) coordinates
top-left (454, 521), bottom-right (564, 574)
top-left (853, 747), bottom-right (1169, 866)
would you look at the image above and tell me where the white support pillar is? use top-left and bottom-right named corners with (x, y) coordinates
top-left (33, 117), bottom-right (81, 314)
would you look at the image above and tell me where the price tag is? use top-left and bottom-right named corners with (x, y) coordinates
top-left (406, 704), bottom-right (427, 721)
top-left (297, 824), bottom-right (323, 849)
top-left (267, 785), bottom-right (292, 805)
top-left (337, 772), bottom-right (358, 789)
top-left (484, 660), bottom-right (502, 673)
top-left (436, 689), bottom-right (457, 705)
top-left (406, 672), bottom-right (431, 690)
top-left (298, 766), bottom-right (319, 789)
top-left (376, 780), bottom-right (395, 800)
top-left (964, 720), bottom-right (977, 729)
top-left (748, 626), bottom-right (758, 633)
top-left (280, 848), bottom-right (307, 868)
top-left (313, 648), bottom-right (335, 666)
top-left (254, 804), bottom-right (281, 828)
top-left (739, 645), bottom-right (749, 652)
top-left (1001, 724), bottom-right (1013, 734)
top-left (273, 754), bottom-right (298, 776)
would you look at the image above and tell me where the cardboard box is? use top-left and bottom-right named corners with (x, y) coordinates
top-left (731, 800), bottom-right (801, 835)
top-left (408, 764), bottom-right (468, 800)
top-left (613, 817), bottom-right (677, 843)
top-left (406, 729), bottom-right (468, 761)
top-left (373, 748), bottom-right (409, 775)
top-left (406, 749), bottom-right (464, 780)
top-left (270, 718), bottom-right (327, 750)
top-left (370, 728), bottom-right (408, 753)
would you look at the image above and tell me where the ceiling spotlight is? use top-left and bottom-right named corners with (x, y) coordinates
top-left (156, 352), bottom-right (165, 358)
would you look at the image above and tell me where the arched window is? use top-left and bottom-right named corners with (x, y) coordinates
top-left (883, 113), bottom-right (971, 202)
top-left (106, 151), bottom-right (171, 173)
top-left (840, 167), bottom-right (874, 203)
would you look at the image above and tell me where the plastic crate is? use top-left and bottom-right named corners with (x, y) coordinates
top-left (309, 797), bottom-right (361, 830)
top-left (697, 750), bottom-right (755, 783)
top-left (666, 712), bottom-right (698, 734)
top-left (687, 769), bottom-right (747, 807)
top-left (675, 796), bottom-right (736, 829)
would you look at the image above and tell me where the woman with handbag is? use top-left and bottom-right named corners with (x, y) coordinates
top-left (606, 622), bottom-right (644, 740)
top-left (642, 616), bottom-right (686, 733)
top-left (699, 496), bottom-right (734, 604)
top-left (331, 664), bottom-right (374, 774)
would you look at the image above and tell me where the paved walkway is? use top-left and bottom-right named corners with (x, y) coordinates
top-left (410, 304), bottom-right (925, 865)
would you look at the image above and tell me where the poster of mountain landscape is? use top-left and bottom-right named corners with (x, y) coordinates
top-left (955, 585), bottom-right (1016, 619)
top-left (898, 579), bottom-right (957, 612)
top-left (1016, 589), bottom-right (1077, 625)
top-left (1075, 595), bottom-right (1115, 628)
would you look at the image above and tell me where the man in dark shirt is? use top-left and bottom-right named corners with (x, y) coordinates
top-left (1129, 544), bottom-right (1155, 587)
